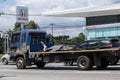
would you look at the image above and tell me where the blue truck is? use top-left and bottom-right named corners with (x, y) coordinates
top-left (9, 29), bottom-right (120, 70)
top-left (10, 29), bottom-right (53, 68)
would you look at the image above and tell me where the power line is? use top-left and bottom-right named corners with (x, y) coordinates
top-left (0, 26), bottom-right (13, 27)
top-left (0, 0), bottom-right (6, 2)
top-left (40, 24), bottom-right (84, 29)
top-left (0, 12), bottom-right (42, 16)
top-left (2, 13), bottom-right (16, 16)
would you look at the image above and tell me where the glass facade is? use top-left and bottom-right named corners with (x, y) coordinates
top-left (86, 15), bottom-right (120, 40)
top-left (95, 29), bottom-right (102, 37)
top-left (87, 27), bottom-right (120, 39)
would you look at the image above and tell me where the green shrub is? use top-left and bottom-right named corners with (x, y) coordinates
top-left (0, 54), bottom-right (3, 62)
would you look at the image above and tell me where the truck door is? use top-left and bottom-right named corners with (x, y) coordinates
top-left (10, 33), bottom-right (20, 51)
top-left (21, 31), bottom-right (27, 52)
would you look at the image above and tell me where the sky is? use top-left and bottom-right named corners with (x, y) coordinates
top-left (0, 0), bottom-right (120, 37)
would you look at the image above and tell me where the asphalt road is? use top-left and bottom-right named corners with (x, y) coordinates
top-left (1, 63), bottom-right (120, 80)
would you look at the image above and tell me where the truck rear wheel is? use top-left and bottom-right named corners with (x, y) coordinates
top-left (16, 57), bottom-right (26, 69)
top-left (77, 55), bottom-right (93, 70)
top-left (35, 61), bottom-right (46, 68)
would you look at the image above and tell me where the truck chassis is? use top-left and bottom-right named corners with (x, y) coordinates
top-left (14, 47), bottom-right (120, 70)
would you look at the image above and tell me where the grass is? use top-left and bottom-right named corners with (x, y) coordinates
top-left (0, 54), bottom-right (3, 62)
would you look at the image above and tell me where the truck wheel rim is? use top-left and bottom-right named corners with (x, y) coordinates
top-left (17, 59), bottom-right (23, 67)
top-left (79, 58), bottom-right (87, 68)
top-left (2, 58), bottom-right (7, 64)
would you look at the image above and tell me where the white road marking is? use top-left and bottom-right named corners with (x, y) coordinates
top-left (0, 68), bottom-right (112, 74)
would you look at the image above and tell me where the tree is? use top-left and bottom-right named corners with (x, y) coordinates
top-left (13, 20), bottom-right (39, 31)
top-left (14, 22), bottom-right (21, 31)
top-left (54, 35), bottom-right (70, 45)
top-left (70, 33), bottom-right (85, 45)
top-left (7, 29), bottom-right (13, 38)
top-left (25, 20), bottom-right (39, 29)
top-left (53, 33), bottom-right (85, 45)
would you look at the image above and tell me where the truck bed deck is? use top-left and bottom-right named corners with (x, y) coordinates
top-left (29, 48), bottom-right (120, 54)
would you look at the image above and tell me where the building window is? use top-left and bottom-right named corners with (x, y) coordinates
top-left (95, 29), bottom-right (103, 37)
top-left (103, 28), bottom-right (110, 37)
top-left (88, 30), bottom-right (96, 39)
top-left (109, 27), bottom-right (118, 37)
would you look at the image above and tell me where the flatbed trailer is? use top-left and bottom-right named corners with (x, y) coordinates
top-left (9, 29), bottom-right (120, 70)
top-left (30, 48), bottom-right (120, 54)
top-left (15, 47), bottom-right (120, 70)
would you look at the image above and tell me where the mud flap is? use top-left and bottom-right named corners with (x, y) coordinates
top-left (93, 53), bottom-right (101, 67)
top-left (24, 52), bottom-right (31, 66)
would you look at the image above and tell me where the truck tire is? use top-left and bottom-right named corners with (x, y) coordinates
top-left (35, 61), bottom-right (46, 68)
top-left (16, 57), bottom-right (26, 69)
top-left (2, 58), bottom-right (8, 65)
top-left (64, 60), bottom-right (73, 66)
top-left (96, 58), bottom-right (109, 70)
top-left (77, 55), bottom-right (93, 70)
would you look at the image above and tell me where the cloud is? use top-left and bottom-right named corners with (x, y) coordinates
top-left (88, 0), bottom-right (118, 7)
top-left (16, 0), bottom-right (118, 12)
top-left (0, 0), bottom-right (119, 36)
top-left (16, 0), bottom-right (88, 11)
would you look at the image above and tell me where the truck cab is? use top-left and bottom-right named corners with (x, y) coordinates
top-left (10, 29), bottom-right (54, 61)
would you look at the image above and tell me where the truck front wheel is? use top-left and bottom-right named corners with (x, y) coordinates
top-left (35, 61), bottom-right (46, 69)
top-left (77, 55), bottom-right (93, 70)
top-left (2, 58), bottom-right (8, 65)
top-left (16, 57), bottom-right (26, 69)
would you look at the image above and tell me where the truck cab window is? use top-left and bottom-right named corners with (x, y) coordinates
top-left (11, 34), bottom-right (20, 43)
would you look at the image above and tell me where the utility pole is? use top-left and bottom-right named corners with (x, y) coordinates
top-left (50, 23), bottom-right (55, 36)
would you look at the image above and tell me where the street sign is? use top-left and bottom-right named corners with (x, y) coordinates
top-left (16, 6), bottom-right (29, 23)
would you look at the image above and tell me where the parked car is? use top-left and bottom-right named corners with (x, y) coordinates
top-left (110, 39), bottom-right (120, 47)
top-left (64, 39), bottom-right (111, 66)
top-left (64, 39), bottom-right (120, 66)
top-left (72, 39), bottom-right (113, 50)
top-left (1, 54), bottom-right (11, 65)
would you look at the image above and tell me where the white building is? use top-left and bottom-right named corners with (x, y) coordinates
top-left (42, 3), bottom-right (120, 40)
